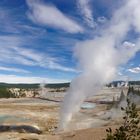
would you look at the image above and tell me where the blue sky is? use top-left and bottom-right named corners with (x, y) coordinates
top-left (0, 0), bottom-right (140, 83)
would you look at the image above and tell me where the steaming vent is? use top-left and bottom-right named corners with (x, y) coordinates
top-left (59, 0), bottom-right (140, 130)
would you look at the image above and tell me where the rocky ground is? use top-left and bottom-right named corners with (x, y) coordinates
top-left (0, 126), bottom-right (117, 140)
top-left (0, 97), bottom-right (117, 140)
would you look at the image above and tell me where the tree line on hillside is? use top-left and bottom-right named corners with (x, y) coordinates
top-left (0, 87), bottom-right (16, 98)
top-left (0, 83), bottom-right (70, 89)
top-left (107, 81), bottom-right (140, 87)
top-left (1, 81), bottom-right (140, 89)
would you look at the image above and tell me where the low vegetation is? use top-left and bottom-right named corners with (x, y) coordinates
top-left (0, 87), bottom-right (15, 98)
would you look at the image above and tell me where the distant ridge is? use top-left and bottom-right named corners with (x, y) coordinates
top-left (107, 81), bottom-right (140, 87)
top-left (110, 81), bottom-right (140, 86)
top-left (0, 83), bottom-right (70, 89)
top-left (0, 81), bottom-right (140, 89)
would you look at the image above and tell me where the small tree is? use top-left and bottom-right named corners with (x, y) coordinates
top-left (104, 99), bottom-right (140, 140)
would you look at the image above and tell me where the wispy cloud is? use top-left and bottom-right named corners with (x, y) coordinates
top-left (118, 72), bottom-right (123, 76)
top-left (0, 35), bottom-right (77, 73)
top-left (26, 0), bottom-right (83, 33)
top-left (44, 62), bottom-right (77, 72)
top-left (0, 74), bottom-right (70, 83)
top-left (128, 67), bottom-right (140, 74)
top-left (97, 16), bottom-right (107, 24)
top-left (77, 0), bottom-right (95, 28)
top-left (0, 8), bottom-right (19, 33)
top-left (0, 7), bottom-right (47, 36)
top-left (0, 66), bottom-right (30, 73)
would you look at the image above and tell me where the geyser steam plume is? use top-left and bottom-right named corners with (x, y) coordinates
top-left (39, 81), bottom-right (47, 97)
top-left (59, 0), bottom-right (140, 130)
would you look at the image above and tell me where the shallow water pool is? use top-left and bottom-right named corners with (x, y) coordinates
top-left (0, 115), bottom-right (30, 123)
top-left (81, 102), bottom-right (96, 109)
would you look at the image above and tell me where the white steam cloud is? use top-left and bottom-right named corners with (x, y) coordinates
top-left (59, 0), bottom-right (140, 130)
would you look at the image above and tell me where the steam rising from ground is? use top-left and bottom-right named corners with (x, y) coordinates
top-left (59, 0), bottom-right (140, 130)
top-left (101, 90), bottom-right (140, 120)
top-left (39, 81), bottom-right (47, 97)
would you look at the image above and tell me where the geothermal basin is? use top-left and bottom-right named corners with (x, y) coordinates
top-left (0, 87), bottom-right (139, 140)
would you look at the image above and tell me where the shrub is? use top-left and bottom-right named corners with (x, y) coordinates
top-left (104, 99), bottom-right (140, 140)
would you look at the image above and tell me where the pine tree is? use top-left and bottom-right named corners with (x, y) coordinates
top-left (104, 99), bottom-right (140, 140)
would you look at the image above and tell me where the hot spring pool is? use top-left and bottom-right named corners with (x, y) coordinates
top-left (0, 115), bottom-right (30, 123)
top-left (81, 102), bottom-right (96, 109)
